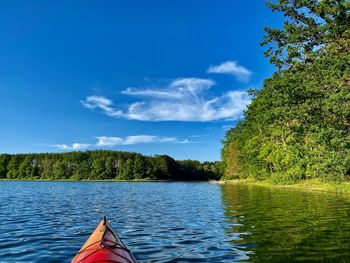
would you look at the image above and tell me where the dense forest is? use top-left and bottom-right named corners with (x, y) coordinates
top-left (0, 151), bottom-right (222, 181)
top-left (222, 0), bottom-right (350, 183)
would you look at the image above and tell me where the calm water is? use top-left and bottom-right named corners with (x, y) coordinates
top-left (0, 182), bottom-right (350, 262)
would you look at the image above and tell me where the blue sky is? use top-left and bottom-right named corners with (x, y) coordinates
top-left (0, 0), bottom-right (281, 161)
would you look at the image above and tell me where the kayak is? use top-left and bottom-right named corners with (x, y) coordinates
top-left (71, 217), bottom-right (137, 263)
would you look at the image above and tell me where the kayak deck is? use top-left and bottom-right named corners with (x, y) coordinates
top-left (72, 217), bottom-right (137, 263)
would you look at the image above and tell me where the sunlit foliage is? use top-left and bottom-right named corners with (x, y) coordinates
top-left (222, 0), bottom-right (350, 183)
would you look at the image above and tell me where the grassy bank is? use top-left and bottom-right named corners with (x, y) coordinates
top-left (211, 179), bottom-right (350, 195)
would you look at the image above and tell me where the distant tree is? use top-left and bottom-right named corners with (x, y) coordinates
top-left (90, 158), bottom-right (107, 180)
top-left (152, 155), bottom-right (179, 179)
top-left (151, 156), bottom-right (169, 179)
top-left (133, 154), bottom-right (146, 179)
top-left (116, 159), bottom-right (125, 180)
top-left (53, 160), bottom-right (67, 179)
top-left (105, 156), bottom-right (116, 179)
top-left (144, 157), bottom-right (156, 180)
top-left (176, 160), bottom-right (206, 180)
top-left (18, 155), bottom-right (39, 179)
top-left (71, 160), bottom-right (90, 180)
top-left (39, 158), bottom-right (55, 179)
top-left (18, 155), bottom-right (29, 179)
top-left (0, 154), bottom-right (10, 179)
top-left (1, 151), bottom-right (222, 181)
top-left (202, 161), bottom-right (223, 180)
top-left (121, 159), bottom-right (134, 180)
top-left (7, 155), bottom-right (23, 179)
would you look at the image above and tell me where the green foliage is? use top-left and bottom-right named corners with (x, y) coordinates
top-left (221, 137), bottom-right (241, 180)
top-left (71, 160), bottom-right (90, 180)
top-left (0, 154), bottom-right (10, 179)
top-left (262, 0), bottom-right (350, 68)
top-left (0, 151), bottom-right (222, 181)
top-left (53, 160), bottom-right (67, 179)
top-left (39, 158), bottom-right (55, 179)
top-left (151, 155), bottom-right (177, 180)
top-left (120, 159), bottom-right (134, 180)
top-left (116, 159), bottom-right (125, 180)
top-left (176, 160), bottom-right (223, 180)
top-left (18, 155), bottom-right (39, 179)
top-left (222, 0), bottom-right (350, 183)
top-left (89, 158), bottom-right (105, 180)
top-left (6, 155), bottom-right (23, 179)
top-left (133, 154), bottom-right (146, 179)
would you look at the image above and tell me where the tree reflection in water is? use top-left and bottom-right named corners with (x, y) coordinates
top-left (220, 184), bottom-right (350, 262)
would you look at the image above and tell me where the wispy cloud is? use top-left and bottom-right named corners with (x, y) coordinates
top-left (81, 77), bottom-right (251, 122)
top-left (96, 135), bottom-right (189, 146)
top-left (207, 61), bottom-right (252, 82)
top-left (51, 135), bottom-right (190, 150)
top-left (122, 78), bottom-right (214, 99)
top-left (52, 143), bottom-right (91, 150)
top-left (81, 96), bottom-right (122, 118)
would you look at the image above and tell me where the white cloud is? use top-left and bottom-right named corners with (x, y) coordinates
top-left (207, 61), bottom-right (252, 82)
top-left (52, 143), bottom-right (91, 150)
top-left (96, 135), bottom-right (156, 146)
top-left (122, 88), bottom-right (182, 99)
top-left (95, 136), bottom-right (124, 146)
top-left (81, 77), bottom-right (251, 122)
top-left (52, 135), bottom-right (189, 150)
top-left (122, 78), bottom-right (215, 99)
top-left (96, 135), bottom-right (188, 146)
top-left (81, 95), bottom-right (122, 118)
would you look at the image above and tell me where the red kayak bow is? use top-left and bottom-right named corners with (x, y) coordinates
top-left (71, 217), bottom-right (137, 263)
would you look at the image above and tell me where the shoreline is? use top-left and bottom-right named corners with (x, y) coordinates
top-left (210, 179), bottom-right (350, 194)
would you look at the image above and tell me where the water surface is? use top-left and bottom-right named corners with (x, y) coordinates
top-left (0, 181), bottom-right (349, 262)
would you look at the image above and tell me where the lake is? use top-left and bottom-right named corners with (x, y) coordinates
top-left (0, 181), bottom-right (350, 262)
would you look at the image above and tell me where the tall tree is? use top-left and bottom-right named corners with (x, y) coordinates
top-left (90, 158), bottom-right (107, 180)
top-left (72, 160), bottom-right (90, 180)
top-left (52, 160), bottom-right (67, 179)
top-left (18, 155), bottom-right (38, 179)
top-left (116, 159), bottom-right (125, 180)
top-left (222, 0), bottom-right (350, 183)
top-left (0, 154), bottom-right (10, 179)
top-left (262, 0), bottom-right (350, 68)
top-left (105, 157), bottom-right (116, 180)
top-left (121, 159), bottom-right (134, 180)
top-left (133, 154), bottom-right (146, 179)
top-left (7, 155), bottom-right (23, 179)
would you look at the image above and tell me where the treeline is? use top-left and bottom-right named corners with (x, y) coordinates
top-left (222, 1), bottom-right (350, 183)
top-left (0, 151), bottom-right (222, 181)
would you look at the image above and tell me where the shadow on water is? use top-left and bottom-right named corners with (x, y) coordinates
top-left (220, 184), bottom-right (350, 262)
